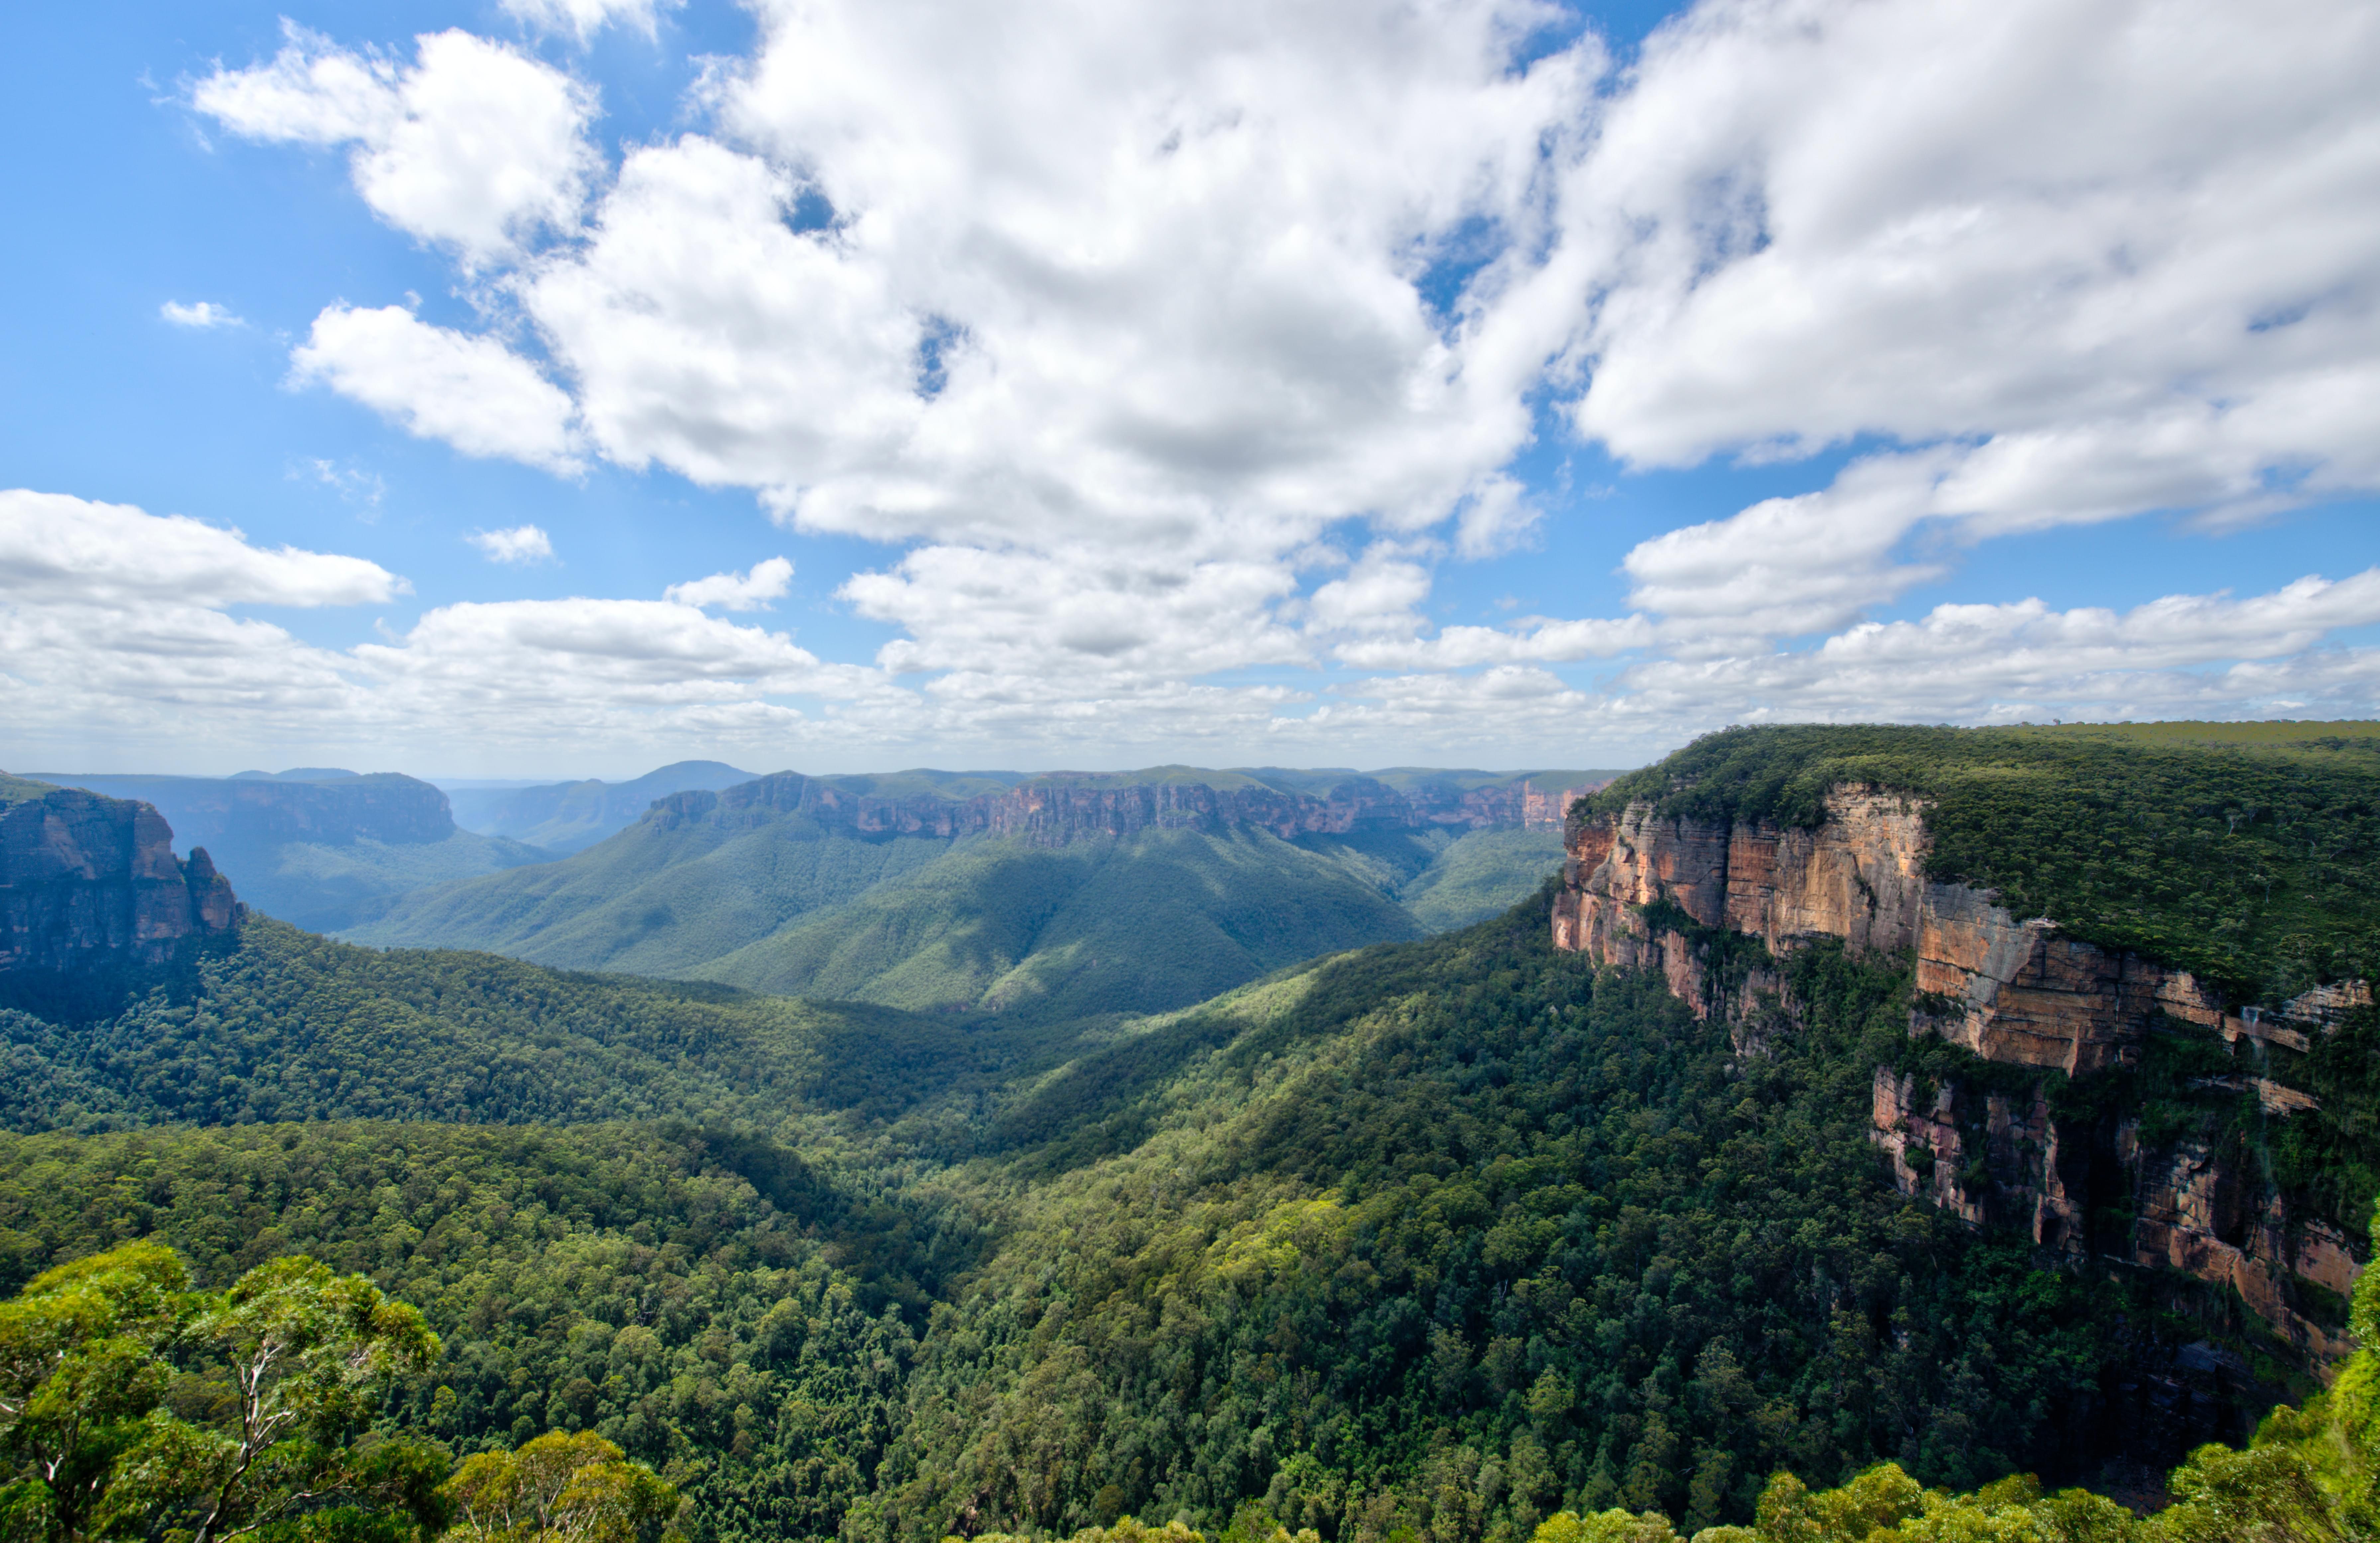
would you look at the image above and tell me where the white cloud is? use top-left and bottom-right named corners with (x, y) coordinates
top-left (500, 0), bottom-right (680, 44)
top-left (0, 493), bottom-right (396, 756)
top-left (291, 305), bottom-right (582, 471)
top-left (193, 25), bottom-right (597, 266)
top-left (160, 300), bottom-right (242, 328)
top-left (1452, 475), bottom-right (1541, 560)
top-left (1336, 615), bottom-right (1654, 671)
top-left (1535, 0), bottom-right (2380, 625)
top-left (110, 0), bottom-right (2380, 767)
top-left (1304, 546), bottom-right (1437, 639)
top-left (1611, 571), bottom-right (2380, 729)
top-left (0, 489), bottom-right (898, 767)
top-left (466, 525), bottom-right (555, 564)
top-left (1618, 451), bottom-right (1957, 641)
top-left (844, 545), bottom-right (1307, 680)
top-left (665, 557), bottom-right (793, 610)
top-left (0, 489), bottom-right (402, 608)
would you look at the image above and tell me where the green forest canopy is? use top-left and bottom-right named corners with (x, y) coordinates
top-left (6, 724), bottom-right (2378, 1543)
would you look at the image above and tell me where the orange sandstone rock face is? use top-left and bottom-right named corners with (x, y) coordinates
top-left (1556, 787), bottom-right (2233, 1074)
top-left (1555, 785), bottom-right (2364, 1361)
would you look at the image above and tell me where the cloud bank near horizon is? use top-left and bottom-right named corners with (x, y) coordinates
top-left (7, 0), bottom-right (2378, 772)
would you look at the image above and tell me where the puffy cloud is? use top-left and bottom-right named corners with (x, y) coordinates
top-left (193, 25), bottom-right (597, 265)
top-left (666, 557), bottom-right (793, 611)
top-left (0, 493), bottom-right (393, 756)
top-left (466, 525), bottom-right (555, 564)
top-left (499, 0), bottom-right (679, 44)
top-left (0, 489), bottom-right (402, 608)
top-left (1305, 547), bottom-right (1437, 640)
top-left (291, 305), bottom-right (582, 471)
top-left (1336, 615), bottom-right (1654, 671)
top-left (120, 0), bottom-right (2380, 766)
top-left (1618, 452), bottom-right (1956, 640)
top-left (844, 545), bottom-right (1307, 680)
top-left (0, 490), bottom-right (891, 765)
top-left (160, 300), bottom-right (242, 328)
top-left (354, 596), bottom-right (864, 710)
top-left (1613, 572), bottom-right (2380, 728)
top-left (1536, 0), bottom-right (2380, 625)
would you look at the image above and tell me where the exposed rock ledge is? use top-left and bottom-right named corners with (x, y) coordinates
top-left (0, 784), bottom-right (243, 1015)
top-left (1553, 785), bottom-right (2365, 1362)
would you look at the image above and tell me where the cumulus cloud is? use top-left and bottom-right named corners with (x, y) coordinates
top-left (844, 545), bottom-right (1307, 680)
top-left (120, 0), bottom-right (2380, 764)
top-left (161, 300), bottom-right (242, 328)
top-left (1534, 0), bottom-right (2380, 624)
top-left (1336, 615), bottom-right (1655, 671)
top-left (500, 0), bottom-right (680, 43)
top-left (0, 492), bottom-right (398, 756)
top-left (193, 24), bottom-right (597, 265)
top-left (0, 489), bottom-right (896, 765)
top-left (1608, 573), bottom-right (2380, 729)
top-left (0, 489), bottom-right (402, 608)
top-left (291, 305), bottom-right (582, 471)
top-left (466, 525), bottom-right (555, 564)
top-left (665, 557), bottom-right (793, 610)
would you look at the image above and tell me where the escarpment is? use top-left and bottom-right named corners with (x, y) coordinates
top-left (0, 783), bottom-right (244, 1015)
top-left (1555, 784), bottom-right (2368, 1362)
top-left (651, 770), bottom-right (1603, 846)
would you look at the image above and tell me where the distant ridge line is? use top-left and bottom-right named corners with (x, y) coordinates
top-left (648, 770), bottom-right (1614, 847)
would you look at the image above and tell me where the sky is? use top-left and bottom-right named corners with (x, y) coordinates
top-left (2, 0), bottom-right (2376, 780)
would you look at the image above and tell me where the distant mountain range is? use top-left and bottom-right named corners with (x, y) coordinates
top-left (23, 769), bottom-right (547, 932)
top-left (350, 765), bottom-right (1617, 1020)
top-left (444, 760), bottom-right (762, 853)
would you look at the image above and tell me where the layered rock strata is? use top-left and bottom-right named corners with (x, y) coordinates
top-left (1554, 786), bottom-right (2365, 1360)
top-left (0, 785), bottom-right (243, 1013)
top-left (654, 772), bottom-right (1608, 848)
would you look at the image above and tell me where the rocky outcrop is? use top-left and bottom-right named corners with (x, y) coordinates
top-left (650, 772), bottom-right (1610, 848)
top-left (1555, 785), bottom-right (2367, 1361)
top-left (0, 785), bottom-right (243, 1015)
top-left (34, 772), bottom-right (457, 851)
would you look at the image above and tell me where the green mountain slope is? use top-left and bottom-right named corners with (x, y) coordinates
top-left (347, 769), bottom-right (1586, 1015)
top-left (696, 827), bottom-right (1423, 1018)
top-left (0, 895), bottom-right (2236, 1543)
top-left (350, 801), bottom-right (957, 977)
top-left (0, 918), bottom-right (994, 1134)
top-left (2, 726), bottom-right (2369, 1543)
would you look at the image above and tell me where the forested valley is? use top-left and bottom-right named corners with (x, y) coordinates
top-left (4, 723), bottom-right (2378, 1543)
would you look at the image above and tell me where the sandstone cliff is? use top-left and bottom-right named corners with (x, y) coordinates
top-left (0, 783), bottom-right (243, 1015)
top-left (35, 771), bottom-right (457, 851)
top-left (650, 771), bottom-right (1607, 847)
top-left (1555, 785), bottom-right (2365, 1361)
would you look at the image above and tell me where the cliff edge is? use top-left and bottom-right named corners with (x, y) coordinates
top-left (0, 780), bottom-right (244, 1016)
top-left (1555, 778), bottom-right (2368, 1364)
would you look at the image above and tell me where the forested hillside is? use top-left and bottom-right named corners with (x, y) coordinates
top-left (0, 899), bottom-right (2274, 1543)
top-left (5, 726), bottom-right (2372, 1543)
top-left (350, 767), bottom-right (1592, 1019)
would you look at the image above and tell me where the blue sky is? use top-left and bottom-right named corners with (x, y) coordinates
top-left (3, 0), bottom-right (2375, 778)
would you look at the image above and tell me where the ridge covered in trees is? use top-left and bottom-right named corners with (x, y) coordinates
top-left (5, 724), bottom-right (2376, 1543)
